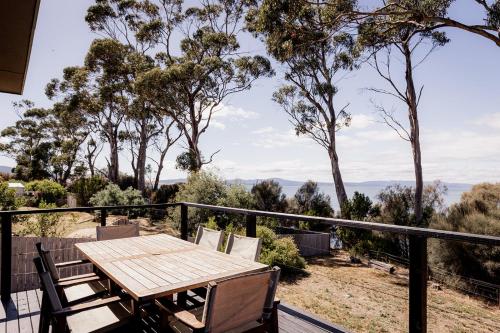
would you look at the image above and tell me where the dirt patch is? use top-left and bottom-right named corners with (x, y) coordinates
top-left (277, 252), bottom-right (500, 333)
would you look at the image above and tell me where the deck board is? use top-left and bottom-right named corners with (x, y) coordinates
top-left (1, 289), bottom-right (341, 333)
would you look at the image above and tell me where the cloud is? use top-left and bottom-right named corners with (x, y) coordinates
top-left (251, 127), bottom-right (314, 149)
top-left (474, 112), bottom-right (500, 129)
top-left (213, 104), bottom-right (259, 120)
top-left (348, 114), bottom-right (376, 129)
top-left (211, 120), bottom-right (226, 129)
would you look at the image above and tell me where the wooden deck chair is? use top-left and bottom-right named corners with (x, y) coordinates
top-left (35, 242), bottom-right (108, 306)
top-left (157, 267), bottom-right (281, 333)
top-left (96, 223), bottom-right (139, 241)
top-left (34, 257), bottom-right (133, 333)
top-left (225, 234), bottom-right (263, 262)
top-left (194, 226), bottom-right (224, 251)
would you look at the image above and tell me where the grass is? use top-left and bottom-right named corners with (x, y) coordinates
top-left (276, 252), bottom-right (500, 333)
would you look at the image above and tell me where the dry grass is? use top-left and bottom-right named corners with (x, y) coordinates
top-left (277, 252), bottom-right (500, 333)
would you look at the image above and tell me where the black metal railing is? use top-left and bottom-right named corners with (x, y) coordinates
top-left (1, 201), bottom-right (499, 333)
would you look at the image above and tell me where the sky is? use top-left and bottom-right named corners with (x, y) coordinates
top-left (0, 0), bottom-right (499, 184)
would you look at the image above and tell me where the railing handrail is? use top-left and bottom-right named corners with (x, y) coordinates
top-left (181, 202), bottom-right (500, 246)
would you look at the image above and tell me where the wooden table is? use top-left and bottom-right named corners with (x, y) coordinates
top-left (75, 234), bottom-right (268, 303)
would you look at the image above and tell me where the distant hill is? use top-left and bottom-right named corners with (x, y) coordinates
top-left (160, 177), bottom-right (472, 189)
top-left (0, 165), bottom-right (13, 174)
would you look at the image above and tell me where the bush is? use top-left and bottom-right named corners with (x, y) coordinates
top-left (117, 173), bottom-right (137, 190)
top-left (89, 184), bottom-right (146, 216)
top-left (17, 201), bottom-right (63, 237)
top-left (260, 236), bottom-right (306, 272)
top-left (429, 183), bottom-right (500, 284)
top-left (251, 180), bottom-right (288, 212)
top-left (172, 172), bottom-right (254, 230)
top-left (0, 181), bottom-right (22, 210)
top-left (25, 179), bottom-right (67, 205)
top-left (152, 184), bottom-right (181, 204)
top-left (68, 176), bottom-right (108, 206)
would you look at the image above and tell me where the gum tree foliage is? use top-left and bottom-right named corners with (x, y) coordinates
top-left (86, 0), bottom-right (273, 172)
top-left (0, 100), bottom-right (87, 184)
top-left (86, 1), bottom-right (182, 191)
top-left (246, 0), bottom-right (357, 213)
top-left (336, 0), bottom-right (500, 47)
top-left (355, 1), bottom-right (450, 226)
top-left (47, 38), bottom-right (165, 191)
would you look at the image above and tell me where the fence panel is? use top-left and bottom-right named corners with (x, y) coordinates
top-left (2, 236), bottom-right (94, 292)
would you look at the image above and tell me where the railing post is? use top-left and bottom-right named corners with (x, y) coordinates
top-left (409, 235), bottom-right (428, 333)
top-left (180, 204), bottom-right (188, 241)
top-left (100, 208), bottom-right (107, 226)
top-left (1, 213), bottom-right (12, 302)
top-left (246, 214), bottom-right (257, 238)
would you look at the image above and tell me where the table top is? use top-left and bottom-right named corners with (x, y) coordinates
top-left (75, 234), bottom-right (268, 301)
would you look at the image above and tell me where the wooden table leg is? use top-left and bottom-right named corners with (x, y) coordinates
top-left (177, 291), bottom-right (187, 307)
top-left (131, 300), bottom-right (143, 330)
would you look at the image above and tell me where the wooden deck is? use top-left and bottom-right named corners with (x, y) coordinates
top-left (0, 290), bottom-right (346, 333)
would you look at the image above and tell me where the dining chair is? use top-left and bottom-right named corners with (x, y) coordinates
top-left (36, 242), bottom-right (108, 306)
top-left (156, 267), bottom-right (281, 333)
top-left (194, 226), bottom-right (224, 251)
top-left (34, 257), bottom-right (133, 333)
top-left (96, 223), bottom-right (140, 241)
top-left (225, 233), bottom-right (263, 262)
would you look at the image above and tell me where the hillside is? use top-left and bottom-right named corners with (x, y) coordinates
top-left (277, 252), bottom-right (499, 333)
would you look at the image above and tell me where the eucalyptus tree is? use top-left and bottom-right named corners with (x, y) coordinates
top-left (0, 101), bottom-right (53, 181)
top-left (0, 100), bottom-right (87, 184)
top-left (86, 0), bottom-right (274, 172)
top-left (356, 2), bottom-right (450, 226)
top-left (47, 40), bottom-right (143, 184)
top-left (342, 0), bottom-right (500, 47)
top-left (246, 0), bottom-right (357, 212)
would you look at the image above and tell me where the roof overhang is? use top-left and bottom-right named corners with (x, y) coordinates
top-left (0, 0), bottom-right (40, 95)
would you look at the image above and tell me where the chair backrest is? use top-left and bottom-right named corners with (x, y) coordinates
top-left (194, 226), bottom-right (223, 251)
top-left (202, 267), bottom-right (280, 333)
top-left (33, 257), bottom-right (63, 313)
top-left (35, 242), bottom-right (60, 281)
top-left (225, 234), bottom-right (262, 262)
top-left (96, 223), bottom-right (140, 241)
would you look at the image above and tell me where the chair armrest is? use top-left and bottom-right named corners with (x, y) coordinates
top-left (55, 259), bottom-right (91, 268)
top-left (155, 299), bottom-right (205, 330)
top-left (55, 275), bottom-right (102, 288)
top-left (53, 295), bottom-right (131, 317)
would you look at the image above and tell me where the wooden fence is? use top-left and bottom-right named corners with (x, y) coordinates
top-left (276, 227), bottom-right (330, 257)
top-left (1, 236), bottom-right (94, 292)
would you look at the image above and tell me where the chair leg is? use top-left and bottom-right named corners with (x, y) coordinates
top-left (39, 293), bottom-right (50, 333)
top-left (270, 301), bottom-right (279, 333)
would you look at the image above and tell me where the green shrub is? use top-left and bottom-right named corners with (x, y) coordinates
top-left (17, 201), bottom-right (63, 237)
top-left (89, 184), bottom-right (145, 216)
top-left (25, 179), bottom-right (67, 205)
top-left (68, 176), bottom-right (108, 206)
top-left (172, 172), bottom-right (255, 230)
top-left (429, 183), bottom-right (500, 284)
top-left (152, 184), bottom-right (181, 204)
top-left (251, 180), bottom-right (288, 212)
top-left (260, 236), bottom-right (306, 272)
top-left (0, 181), bottom-right (22, 210)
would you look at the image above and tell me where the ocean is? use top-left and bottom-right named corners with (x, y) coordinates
top-left (243, 182), bottom-right (472, 211)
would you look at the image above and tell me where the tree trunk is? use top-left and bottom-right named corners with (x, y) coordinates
top-left (328, 146), bottom-right (348, 215)
top-left (154, 148), bottom-right (168, 191)
top-left (403, 43), bottom-right (424, 226)
top-left (136, 129), bottom-right (148, 192)
top-left (108, 138), bottom-right (119, 183)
